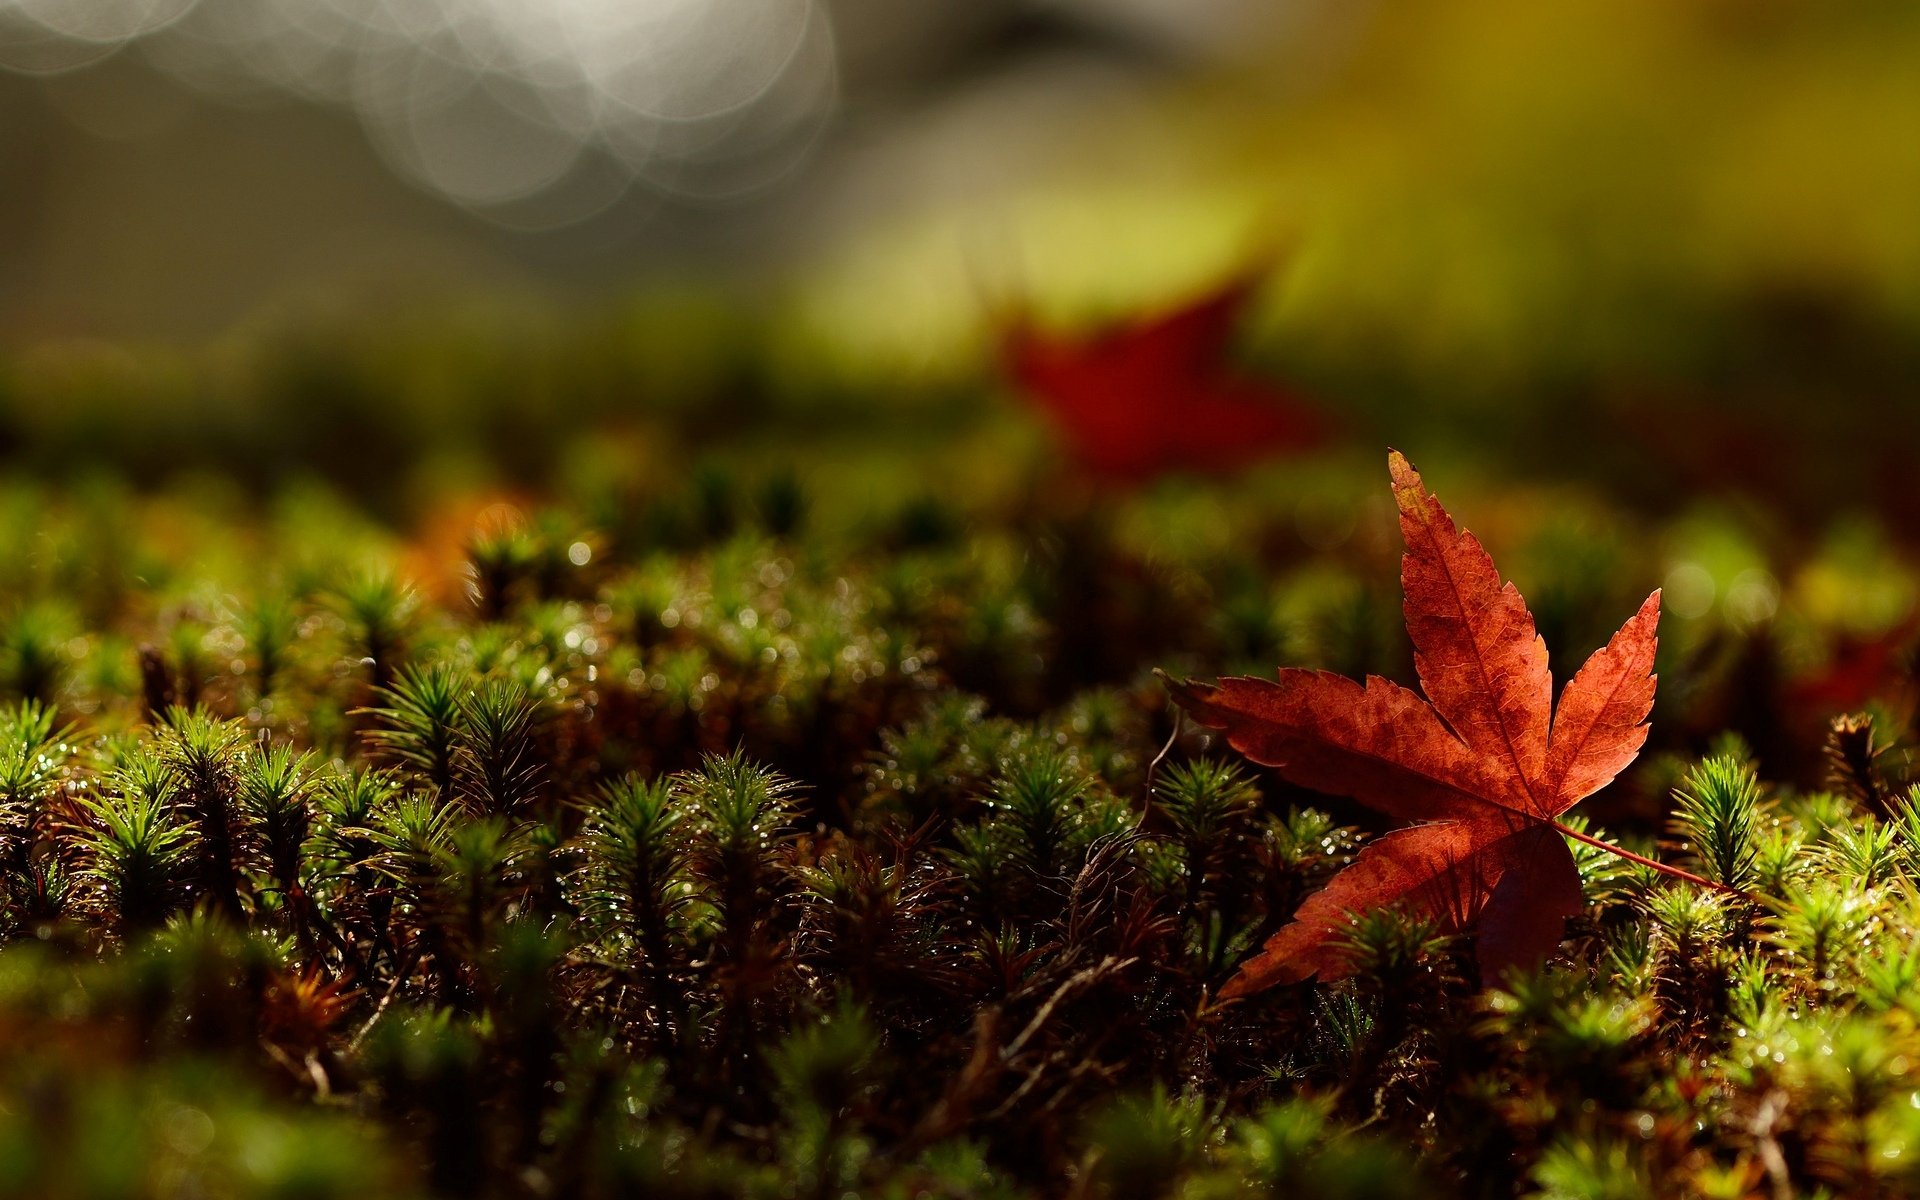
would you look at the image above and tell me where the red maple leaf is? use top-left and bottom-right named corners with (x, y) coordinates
top-left (1166, 451), bottom-right (1698, 996)
top-left (1002, 271), bottom-right (1329, 482)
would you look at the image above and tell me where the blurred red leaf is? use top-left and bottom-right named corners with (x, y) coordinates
top-left (1003, 271), bottom-right (1329, 482)
top-left (1167, 451), bottom-right (1664, 993)
top-left (1788, 610), bottom-right (1920, 716)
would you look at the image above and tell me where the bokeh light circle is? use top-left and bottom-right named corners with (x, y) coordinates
top-left (0, 0), bottom-right (842, 223)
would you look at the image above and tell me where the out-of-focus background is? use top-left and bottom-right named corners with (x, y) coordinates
top-left (4, 0), bottom-right (1920, 524)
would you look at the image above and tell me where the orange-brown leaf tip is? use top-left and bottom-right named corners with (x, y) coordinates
top-left (1158, 672), bottom-right (1216, 716)
top-left (1218, 924), bottom-right (1318, 995)
top-left (1388, 451), bottom-right (1425, 510)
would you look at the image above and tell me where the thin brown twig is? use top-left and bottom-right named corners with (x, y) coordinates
top-left (345, 946), bottom-right (421, 1056)
top-left (1143, 703), bottom-right (1183, 803)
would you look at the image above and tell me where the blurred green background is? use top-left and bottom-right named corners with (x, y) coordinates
top-left (1, 0), bottom-right (1919, 529)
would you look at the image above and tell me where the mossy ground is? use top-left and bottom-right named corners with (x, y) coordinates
top-left (0, 430), bottom-right (1915, 1200)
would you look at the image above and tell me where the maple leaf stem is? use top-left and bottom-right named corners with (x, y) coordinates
top-left (1549, 820), bottom-right (1746, 898)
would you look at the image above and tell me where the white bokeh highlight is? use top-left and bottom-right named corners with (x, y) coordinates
top-left (0, 0), bottom-right (840, 224)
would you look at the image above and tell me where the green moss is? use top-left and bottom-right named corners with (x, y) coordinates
top-left (0, 459), bottom-right (1912, 1197)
